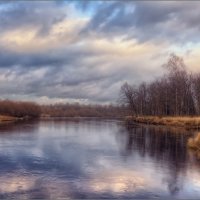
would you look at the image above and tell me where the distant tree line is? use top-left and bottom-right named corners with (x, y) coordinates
top-left (120, 54), bottom-right (200, 116)
top-left (0, 100), bottom-right (41, 118)
top-left (0, 100), bottom-right (126, 119)
top-left (41, 103), bottom-right (126, 118)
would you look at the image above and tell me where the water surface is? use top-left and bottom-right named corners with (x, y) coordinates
top-left (0, 119), bottom-right (200, 199)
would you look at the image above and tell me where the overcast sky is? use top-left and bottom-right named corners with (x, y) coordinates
top-left (0, 1), bottom-right (200, 104)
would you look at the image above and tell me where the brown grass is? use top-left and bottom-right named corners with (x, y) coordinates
top-left (0, 115), bottom-right (18, 123)
top-left (188, 133), bottom-right (200, 151)
top-left (126, 116), bottom-right (200, 129)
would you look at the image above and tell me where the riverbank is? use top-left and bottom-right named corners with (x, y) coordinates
top-left (126, 116), bottom-right (200, 129)
top-left (0, 115), bottom-right (19, 124)
top-left (188, 132), bottom-right (200, 151)
top-left (0, 115), bottom-right (38, 125)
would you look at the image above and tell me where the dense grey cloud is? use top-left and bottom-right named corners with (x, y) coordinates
top-left (0, 1), bottom-right (67, 35)
top-left (0, 1), bottom-right (199, 104)
top-left (83, 1), bottom-right (200, 43)
top-left (0, 48), bottom-right (138, 103)
top-left (0, 47), bottom-right (82, 68)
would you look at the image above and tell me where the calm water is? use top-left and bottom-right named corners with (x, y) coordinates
top-left (0, 119), bottom-right (200, 199)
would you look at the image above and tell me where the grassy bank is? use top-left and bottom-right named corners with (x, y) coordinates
top-left (188, 132), bottom-right (200, 151)
top-left (0, 115), bottom-right (19, 124)
top-left (188, 133), bottom-right (200, 160)
top-left (126, 116), bottom-right (200, 129)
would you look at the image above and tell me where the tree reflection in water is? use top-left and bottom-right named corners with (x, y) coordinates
top-left (116, 123), bottom-right (194, 196)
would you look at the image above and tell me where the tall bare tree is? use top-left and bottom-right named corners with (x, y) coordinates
top-left (120, 54), bottom-right (198, 116)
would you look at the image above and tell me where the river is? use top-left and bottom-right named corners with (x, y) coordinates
top-left (0, 118), bottom-right (199, 199)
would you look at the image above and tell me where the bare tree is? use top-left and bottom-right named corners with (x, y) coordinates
top-left (120, 54), bottom-right (198, 117)
top-left (193, 74), bottom-right (200, 115)
top-left (120, 82), bottom-right (138, 116)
